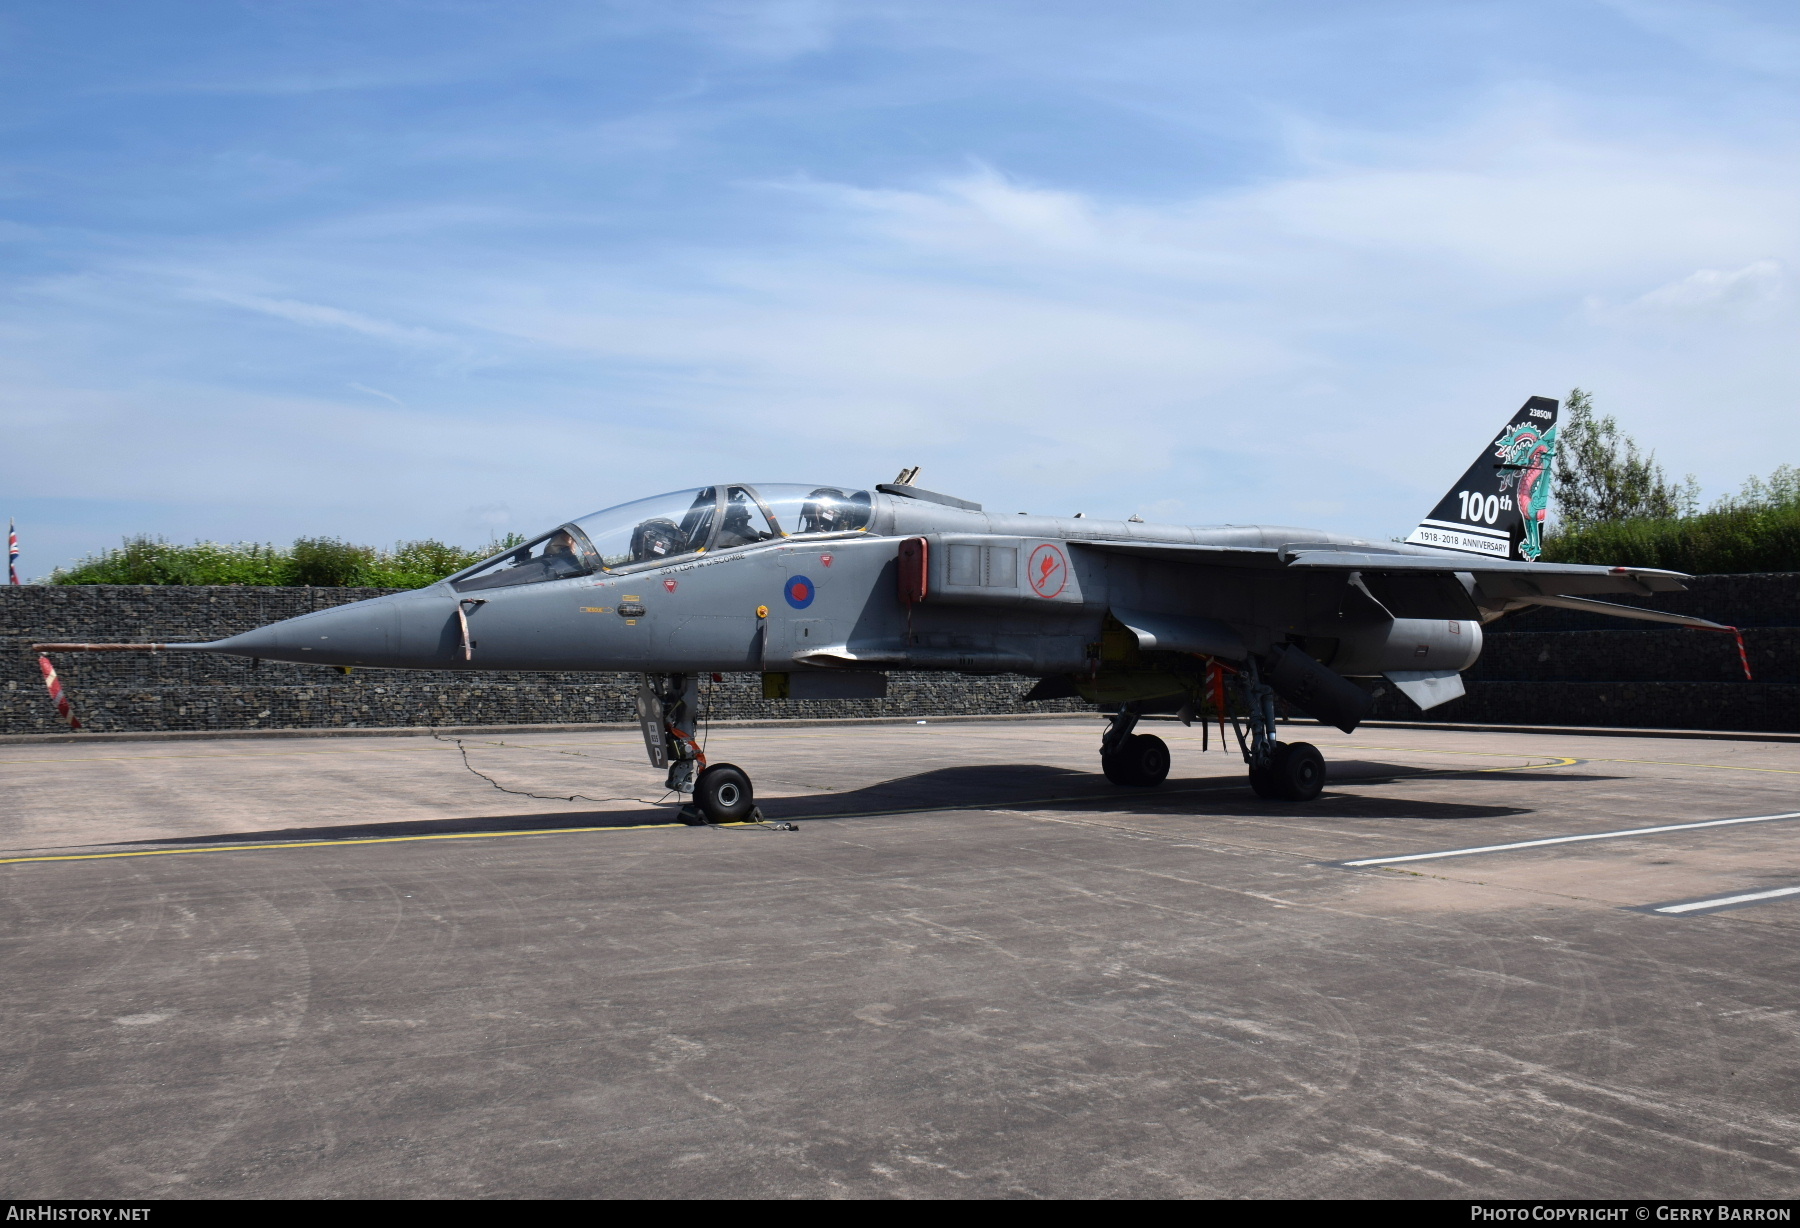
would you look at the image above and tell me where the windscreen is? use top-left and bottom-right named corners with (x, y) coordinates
top-left (568, 488), bottom-right (720, 571)
top-left (452, 526), bottom-right (601, 592)
top-left (452, 483), bottom-right (871, 590)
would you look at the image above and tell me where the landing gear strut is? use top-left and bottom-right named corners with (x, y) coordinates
top-left (1236, 659), bottom-right (1324, 802)
top-left (637, 673), bottom-right (761, 824)
top-left (1099, 706), bottom-right (1171, 787)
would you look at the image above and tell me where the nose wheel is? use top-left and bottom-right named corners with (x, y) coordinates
top-left (693, 762), bottom-right (758, 823)
top-left (639, 673), bottom-right (767, 825)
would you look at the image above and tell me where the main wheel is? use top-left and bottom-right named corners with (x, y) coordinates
top-left (1272, 742), bottom-right (1326, 801)
top-left (1248, 761), bottom-right (1283, 799)
top-left (694, 763), bottom-right (756, 823)
top-left (1101, 733), bottom-right (1170, 787)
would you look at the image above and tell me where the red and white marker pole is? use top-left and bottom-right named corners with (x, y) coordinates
top-left (1725, 626), bottom-right (1753, 682)
top-left (38, 654), bottom-right (80, 730)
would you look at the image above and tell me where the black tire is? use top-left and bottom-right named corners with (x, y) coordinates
top-left (1248, 762), bottom-right (1283, 799)
top-left (1273, 742), bottom-right (1326, 801)
top-left (1101, 733), bottom-right (1170, 787)
top-left (1101, 750), bottom-right (1130, 785)
top-left (694, 763), bottom-right (756, 823)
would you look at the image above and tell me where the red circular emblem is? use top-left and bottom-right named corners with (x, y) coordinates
top-left (1027, 544), bottom-right (1067, 598)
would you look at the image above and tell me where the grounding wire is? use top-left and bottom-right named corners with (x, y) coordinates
top-left (432, 731), bottom-right (674, 808)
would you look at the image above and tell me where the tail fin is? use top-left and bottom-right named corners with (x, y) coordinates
top-left (1405, 396), bottom-right (1559, 561)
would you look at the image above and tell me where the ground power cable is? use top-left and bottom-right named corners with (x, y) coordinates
top-left (432, 731), bottom-right (676, 809)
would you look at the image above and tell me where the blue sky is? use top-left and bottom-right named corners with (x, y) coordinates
top-left (2, 0), bottom-right (1796, 575)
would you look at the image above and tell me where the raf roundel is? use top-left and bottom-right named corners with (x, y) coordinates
top-left (784, 575), bottom-right (816, 609)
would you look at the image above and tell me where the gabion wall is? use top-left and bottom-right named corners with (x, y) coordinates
top-left (3, 575), bottom-right (1796, 734)
top-left (1, 586), bottom-right (1084, 734)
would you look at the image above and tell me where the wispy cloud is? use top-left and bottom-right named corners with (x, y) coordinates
top-left (1, 0), bottom-right (1797, 567)
top-left (348, 382), bottom-right (406, 406)
top-left (1617, 259), bottom-right (1787, 316)
top-left (196, 290), bottom-right (446, 347)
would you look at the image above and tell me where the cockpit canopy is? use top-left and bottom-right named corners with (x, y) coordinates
top-left (451, 484), bottom-right (873, 593)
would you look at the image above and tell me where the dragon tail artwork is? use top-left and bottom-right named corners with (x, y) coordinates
top-left (1405, 395), bottom-right (1560, 561)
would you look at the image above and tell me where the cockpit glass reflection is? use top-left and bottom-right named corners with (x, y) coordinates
top-left (448, 482), bottom-right (873, 591)
top-left (577, 487), bottom-right (719, 571)
top-left (754, 485), bottom-right (873, 536)
top-left (451, 524), bottom-right (601, 592)
top-left (717, 487), bottom-right (778, 550)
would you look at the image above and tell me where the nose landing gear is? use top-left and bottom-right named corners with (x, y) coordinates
top-left (638, 672), bottom-right (764, 825)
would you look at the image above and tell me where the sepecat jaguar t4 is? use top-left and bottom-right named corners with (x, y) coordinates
top-left (35, 397), bottom-right (1735, 817)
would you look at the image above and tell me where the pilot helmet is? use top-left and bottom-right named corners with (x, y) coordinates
top-left (803, 487), bottom-right (849, 533)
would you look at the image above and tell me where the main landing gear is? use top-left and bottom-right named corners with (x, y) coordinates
top-left (1093, 658), bottom-right (1326, 803)
top-left (637, 672), bottom-right (762, 825)
top-left (1237, 659), bottom-right (1324, 802)
top-left (1099, 708), bottom-right (1172, 787)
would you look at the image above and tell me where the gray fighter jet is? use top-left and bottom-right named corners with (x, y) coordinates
top-left (36, 397), bottom-right (1733, 821)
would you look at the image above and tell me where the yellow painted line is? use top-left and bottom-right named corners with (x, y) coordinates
top-left (0, 817), bottom-right (696, 866)
top-left (1354, 744), bottom-right (1575, 760)
top-left (0, 740), bottom-right (649, 766)
top-left (1574, 756), bottom-right (1800, 776)
top-left (1349, 745), bottom-right (1800, 777)
top-left (1475, 756), bottom-right (1578, 772)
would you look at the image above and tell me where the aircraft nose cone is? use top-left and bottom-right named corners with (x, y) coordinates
top-left (211, 595), bottom-right (403, 667)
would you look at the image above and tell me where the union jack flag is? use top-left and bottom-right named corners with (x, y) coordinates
top-left (7, 518), bottom-right (16, 584)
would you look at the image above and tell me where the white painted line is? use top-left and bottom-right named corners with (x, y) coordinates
top-left (1653, 886), bottom-right (1800, 915)
top-left (1340, 811), bottom-right (1800, 867)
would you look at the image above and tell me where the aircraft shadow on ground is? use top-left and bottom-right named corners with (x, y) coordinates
top-left (126, 755), bottom-right (1605, 847)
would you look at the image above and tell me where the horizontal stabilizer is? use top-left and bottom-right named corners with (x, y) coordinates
top-left (1385, 669), bottom-right (1466, 710)
top-left (1514, 594), bottom-right (1732, 630)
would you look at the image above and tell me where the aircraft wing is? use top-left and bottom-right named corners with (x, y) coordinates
top-left (1067, 540), bottom-right (1286, 567)
top-left (1071, 540), bottom-right (1689, 597)
top-left (1282, 550), bottom-right (1690, 597)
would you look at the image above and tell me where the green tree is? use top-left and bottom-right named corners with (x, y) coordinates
top-left (1553, 388), bottom-right (1698, 531)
